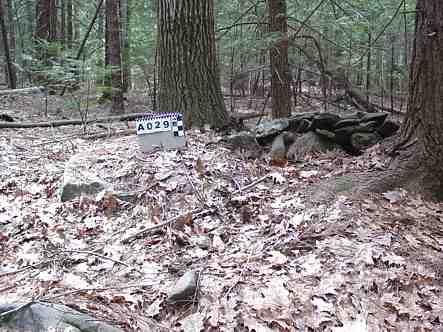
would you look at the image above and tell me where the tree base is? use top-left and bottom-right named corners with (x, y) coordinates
top-left (308, 147), bottom-right (443, 204)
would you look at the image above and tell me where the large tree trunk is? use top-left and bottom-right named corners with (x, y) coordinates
top-left (392, 0), bottom-right (443, 198)
top-left (106, 0), bottom-right (124, 113)
top-left (268, 0), bottom-right (291, 118)
top-left (0, 0), bottom-right (15, 89)
top-left (308, 0), bottom-right (443, 203)
top-left (354, 0), bottom-right (443, 200)
top-left (157, 0), bottom-right (227, 128)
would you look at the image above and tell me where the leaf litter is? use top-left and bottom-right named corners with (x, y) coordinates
top-left (0, 103), bottom-right (443, 331)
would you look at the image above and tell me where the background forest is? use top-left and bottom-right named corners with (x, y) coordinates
top-left (0, 0), bottom-right (415, 115)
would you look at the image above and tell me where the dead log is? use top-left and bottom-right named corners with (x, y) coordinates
top-left (0, 87), bottom-right (45, 96)
top-left (0, 112), bottom-right (263, 130)
top-left (0, 112), bottom-right (149, 129)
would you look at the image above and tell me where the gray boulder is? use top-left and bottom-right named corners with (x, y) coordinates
top-left (287, 132), bottom-right (339, 161)
top-left (222, 132), bottom-right (262, 158)
top-left (60, 153), bottom-right (112, 202)
top-left (0, 302), bottom-right (123, 332)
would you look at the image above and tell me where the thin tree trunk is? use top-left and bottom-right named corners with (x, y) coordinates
top-left (66, 0), bottom-right (72, 48)
top-left (5, 0), bottom-right (16, 88)
top-left (366, 31), bottom-right (371, 105)
top-left (107, 0), bottom-right (124, 113)
top-left (390, 35), bottom-right (395, 111)
top-left (73, 1), bottom-right (80, 43)
top-left (48, 0), bottom-right (56, 42)
top-left (120, 0), bottom-right (131, 92)
top-left (35, 0), bottom-right (50, 40)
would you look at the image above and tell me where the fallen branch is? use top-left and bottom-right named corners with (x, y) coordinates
top-left (121, 208), bottom-right (214, 244)
top-left (0, 259), bottom-right (57, 278)
top-left (0, 112), bottom-right (147, 129)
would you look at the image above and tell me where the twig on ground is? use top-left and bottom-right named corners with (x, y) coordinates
top-left (232, 174), bottom-right (269, 195)
top-left (40, 284), bottom-right (152, 302)
top-left (121, 208), bottom-right (214, 244)
top-left (63, 250), bottom-right (142, 274)
top-left (0, 259), bottom-right (58, 278)
top-left (223, 248), bottom-right (254, 298)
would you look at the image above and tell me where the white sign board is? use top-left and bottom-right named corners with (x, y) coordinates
top-left (136, 113), bottom-right (186, 152)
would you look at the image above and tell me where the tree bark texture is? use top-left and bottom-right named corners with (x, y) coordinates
top-left (66, 0), bottom-right (73, 48)
top-left (6, 0), bottom-right (15, 61)
top-left (120, 0), bottom-right (131, 92)
top-left (106, 0), bottom-right (124, 113)
top-left (48, 0), bottom-right (56, 42)
top-left (268, 0), bottom-right (291, 118)
top-left (394, 0), bottom-right (443, 198)
top-left (0, 0), bottom-right (16, 89)
top-left (157, 0), bottom-right (228, 128)
top-left (35, 0), bottom-right (50, 40)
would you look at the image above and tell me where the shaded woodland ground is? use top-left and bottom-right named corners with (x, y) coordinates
top-left (0, 86), bottom-right (443, 331)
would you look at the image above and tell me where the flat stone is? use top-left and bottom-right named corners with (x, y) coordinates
top-left (311, 113), bottom-right (341, 130)
top-left (315, 129), bottom-right (336, 140)
top-left (360, 112), bottom-right (388, 126)
top-left (255, 119), bottom-right (290, 138)
top-left (334, 118), bottom-right (360, 129)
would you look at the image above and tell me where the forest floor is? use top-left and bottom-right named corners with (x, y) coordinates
top-left (1, 92), bottom-right (443, 332)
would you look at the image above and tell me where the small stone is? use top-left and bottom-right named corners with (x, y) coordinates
top-left (377, 120), bottom-right (400, 138)
top-left (167, 270), bottom-right (199, 304)
top-left (192, 235), bottom-right (211, 250)
top-left (350, 132), bottom-right (382, 151)
top-left (315, 129), bottom-right (336, 140)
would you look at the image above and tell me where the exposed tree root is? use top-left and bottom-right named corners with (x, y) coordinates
top-left (309, 146), bottom-right (443, 204)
